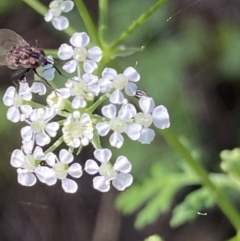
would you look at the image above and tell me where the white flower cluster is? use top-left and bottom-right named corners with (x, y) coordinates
top-left (44, 0), bottom-right (74, 31)
top-left (3, 6), bottom-right (170, 194)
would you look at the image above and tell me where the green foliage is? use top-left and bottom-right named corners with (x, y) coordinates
top-left (170, 187), bottom-right (214, 227)
top-left (116, 161), bottom-right (201, 229)
top-left (144, 234), bottom-right (164, 241)
top-left (220, 148), bottom-right (240, 189)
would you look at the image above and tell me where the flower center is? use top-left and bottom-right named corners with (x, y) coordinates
top-left (53, 162), bottom-right (68, 179)
top-left (24, 154), bottom-right (36, 171)
top-left (13, 94), bottom-right (23, 107)
top-left (99, 163), bottom-right (117, 180)
top-left (112, 74), bottom-right (128, 90)
top-left (73, 47), bottom-right (87, 61)
top-left (109, 117), bottom-right (127, 133)
top-left (68, 120), bottom-right (84, 138)
top-left (49, 1), bottom-right (62, 17)
top-left (135, 113), bottom-right (153, 127)
top-left (31, 119), bottom-right (47, 133)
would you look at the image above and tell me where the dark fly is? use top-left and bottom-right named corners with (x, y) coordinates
top-left (0, 29), bottom-right (54, 81)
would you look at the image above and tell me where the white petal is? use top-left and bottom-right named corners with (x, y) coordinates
top-left (21, 126), bottom-right (33, 141)
top-left (98, 77), bottom-right (113, 93)
top-left (20, 105), bottom-right (33, 118)
top-left (33, 146), bottom-right (45, 160)
top-left (72, 96), bottom-right (86, 109)
top-left (62, 60), bottom-right (77, 73)
top-left (83, 60), bottom-right (98, 73)
top-left (58, 88), bottom-right (71, 98)
top-left (70, 32), bottom-right (90, 47)
top-left (96, 122), bottom-right (110, 136)
top-left (30, 82), bottom-right (47, 95)
top-left (102, 104), bottom-right (116, 119)
top-left (80, 113), bottom-right (91, 124)
top-left (43, 107), bottom-right (55, 120)
top-left (139, 97), bottom-right (155, 113)
top-left (52, 16), bottom-right (69, 31)
top-left (18, 172), bottom-right (36, 186)
top-left (70, 138), bottom-right (81, 148)
top-left (10, 149), bottom-right (24, 167)
top-left (126, 123), bottom-right (142, 140)
top-left (35, 166), bottom-right (57, 185)
top-left (62, 178), bottom-right (78, 193)
top-left (109, 132), bottom-right (124, 148)
top-left (120, 103), bottom-right (136, 118)
top-left (152, 105), bottom-right (170, 129)
top-left (58, 43), bottom-right (73, 60)
top-left (46, 122), bottom-right (59, 137)
top-left (94, 148), bottom-right (112, 163)
top-left (114, 156), bottom-right (132, 173)
top-left (36, 132), bottom-right (51, 146)
top-left (43, 67), bottom-right (56, 81)
top-left (44, 11), bottom-right (53, 22)
top-left (123, 67), bottom-right (140, 82)
top-left (61, 1), bottom-right (74, 12)
top-left (82, 72), bottom-right (98, 85)
top-left (87, 84), bottom-right (100, 96)
top-left (109, 90), bottom-right (125, 104)
top-left (87, 46), bottom-right (102, 62)
top-left (7, 106), bottom-right (20, 123)
top-left (93, 176), bottom-right (110, 192)
top-left (124, 82), bottom-right (137, 96)
top-left (102, 68), bottom-right (117, 80)
top-left (22, 140), bottom-right (34, 154)
top-left (112, 173), bottom-right (133, 191)
top-left (59, 149), bottom-right (73, 164)
top-left (138, 128), bottom-right (155, 144)
top-left (84, 159), bottom-right (99, 174)
top-left (68, 163), bottom-right (82, 178)
top-left (3, 86), bottom-right (15, 106)
top-left (46, 152), bottom-right (57, 166)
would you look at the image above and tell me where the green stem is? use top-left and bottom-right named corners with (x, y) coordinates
top-left (44, 136), bottom-right (64, 153)
top-left (98, 0), bottom-right (108, 45)
top-left (23, 0), bottom-right (76, 36)
top-left (160, 128), bottom-right (240, 232)
top-left (87, 94), bottom-right (108, 113)
top-left (110, 0), bottom-right (168, 50)
top-left (73, 0), bottom-right (101, 46)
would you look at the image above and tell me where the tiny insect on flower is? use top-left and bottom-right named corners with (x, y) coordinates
top-left (0, 29), bottom-right (54, 81)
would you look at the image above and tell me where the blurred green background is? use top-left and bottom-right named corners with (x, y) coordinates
top-left (1, 0), bottom-right (240, 241)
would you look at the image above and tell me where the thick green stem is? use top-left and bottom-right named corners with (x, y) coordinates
top-left (23, 0), bottom-right (76, 36)
top-left (160, 128), bottom-right (240, 233)
top-left (73, 0), bottom-right (101, 46)
top-left (98, 0), bottom-right (108, 44)
top-left (110, 0), bottom-right (168, 50)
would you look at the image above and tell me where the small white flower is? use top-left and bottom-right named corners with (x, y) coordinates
top-left (62, 111), bottom-right (94, 148)
top-left (21, 108), bottom-right (59, 146)
top-left (44, 0), bottom-right (74, 31)
top-left (47, 88), bottom-right (70, 112)
top-left (37, 149), bottom-right (82, 193)
top-left (58, 32), bottom-right (102, 73)
top-left (136, 97), bottom-right (170, 144)
top-left (3, 82), bottom-right (33, 123)
top-left (65, 73), bottom-right (100, 108)
top-left (96, 103), bottom-right (141, 148)
top-left (99, 67), bottom-right (140, 104)
top-left (10, 146), bottom-right (45, 186)
top-left (85, 148), bottom-right (133, 192)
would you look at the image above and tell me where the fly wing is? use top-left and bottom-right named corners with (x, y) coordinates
top-left (0, 29), bottom-right (29, 66)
